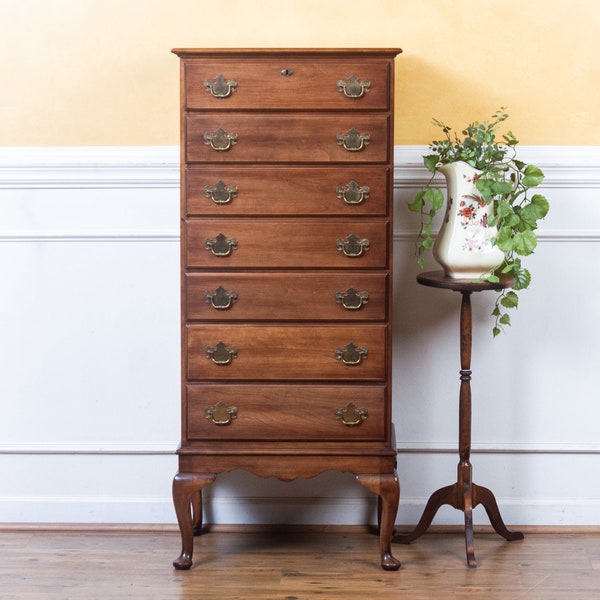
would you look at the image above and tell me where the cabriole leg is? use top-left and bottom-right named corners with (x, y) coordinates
top-left (357, 472), bottom-right (401, 570)
top-left (172, 472), bottom-right (216, 570)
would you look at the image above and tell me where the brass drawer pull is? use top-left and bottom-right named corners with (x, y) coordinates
top-left (336, 74), bottom-right (371, 99)
top-left (204, 180), bottom-right (238, 205)
top-left (336, 180), bottom-right (370, 205)
top-left (336, 128), bottom-right (370, 152)
top-left (205, 341), bottom-right (238, 365)
top-left (204, 74), bottom-right (238, 98)
top-left (205, 286), bottom-right (238, 310)
top-left (336, 287), bottom-right (369, 310)
top-left (335, 342), bottom-right (368, 366)
top-left (205, 401), bottom-right (238, 425)
top-left (336, 234), bottom-right (370, 258)
top-left (335, 402), bottom-right (368, 426)
top-left (205, 233), bottom-right (238, 257)
top-left (204, 128), bottom-right (238, 151)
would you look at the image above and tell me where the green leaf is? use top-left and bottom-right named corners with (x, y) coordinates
top-left (422, 236), bottom-right (434, 250)
top-left (530, 194), bottom-right (549, 218)
top-left (500, 291), bottom-right (519, 308)
top-left (501, 210), bottom-right (521, 228)
top-left (496, 227), bottom-right (514, 252)
top-left (519, 206), bottom-right (540, 228)
top-left (499, 313), bottom-right (511, 325)
top-left (522, 164), bottom-right (545, 187)
top-left (493, 326), bottom-right (502, 338)
top-left (512, 230), bottom-right (538, 255)
top-left (496, 200), bottom-right (514, 218)
top-left (408, 190), bottom-right (426, 212)
top-left (423, 154), bottom-right (439, 173)
top-left (491, 181), bottom-right (513, 195)
top-left (425, 188), bottom-right (445, 211)
top-left (513, 267), bottom-right (531, 290)
top-left (503, 131), bottom-right (519, 146)
top-left (475, 179), bottom-right (494, 203)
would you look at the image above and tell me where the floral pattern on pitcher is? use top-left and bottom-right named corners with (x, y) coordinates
top-left (456, 175), bottom-right (494, 253)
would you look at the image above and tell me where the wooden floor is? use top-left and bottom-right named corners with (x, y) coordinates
top-left (1, 527), bottom-right (599, 599)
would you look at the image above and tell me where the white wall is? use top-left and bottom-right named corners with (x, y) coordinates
top-left (1, 146), bottom-right (599, 527)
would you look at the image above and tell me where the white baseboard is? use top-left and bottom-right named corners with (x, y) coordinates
top-left (2, 496), bottom-right (599, 527)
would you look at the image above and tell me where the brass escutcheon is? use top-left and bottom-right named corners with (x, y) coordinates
top-left (336, 128), bottom-right (370, 152)
top-left (204, 128), bottom-right (238, 151)
top-left (205, 233), bottom-right (238, 257)
top-left (204, 74), bottom-right (238, 98)
top-left (335, 287), bottom-right (369, 310)
top-left (205, 286), bottom-right (238, 310)
top-left (205, 401), bottom-right (238, 425)
top-left (336, 74), bottom-right (371, 99)
top-left (204, 180), bottom-right (238, 204)
top-left (335, 402), bottom-right (368, 426)
top-left (336, 180), bottom-right (370, 205)
top-left (335, 342), bottom-right (368, 366)
top-left (336, 234), bottom-right (370, 258)
top-left (205, 341), bottom-right (238, 365)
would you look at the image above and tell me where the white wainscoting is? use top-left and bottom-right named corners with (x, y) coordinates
top-left (1, 146), bottom-right (599, 527)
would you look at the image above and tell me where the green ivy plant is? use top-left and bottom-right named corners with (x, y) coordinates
top-left (408, 109), bottom-right (550, 336)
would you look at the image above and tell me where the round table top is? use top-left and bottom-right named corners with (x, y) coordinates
top-left (416, 270), bottom-right (514, 292)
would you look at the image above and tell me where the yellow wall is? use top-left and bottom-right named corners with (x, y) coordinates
top-left (2, 0), bottom-right (598, 146)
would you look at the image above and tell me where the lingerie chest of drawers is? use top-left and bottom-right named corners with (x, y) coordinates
top-left (171, 48), bottom-right (402, 570)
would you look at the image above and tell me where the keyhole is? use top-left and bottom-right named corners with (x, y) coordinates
top-left (281, 68), bottom-right (294, 76)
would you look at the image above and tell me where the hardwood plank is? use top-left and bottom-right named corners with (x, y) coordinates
top-left (1, 529), bottom-right (600, 599)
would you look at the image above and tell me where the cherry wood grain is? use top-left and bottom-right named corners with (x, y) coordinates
top-left (185, 165), bottom-right (390, 217)
top-left (186, 324), bottom-right (387, 381)
top-left (183, 57), bottom-right (392, 110)
top-left (186, 383), bottom-right (386, 441)
top-left (186, 113), bottom-right (390, 163)
top-left (185, 219), bottom-right (389, 269)
top-left (186, 271), bottom-right (388, 321)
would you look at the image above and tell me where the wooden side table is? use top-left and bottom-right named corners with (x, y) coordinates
top-left (394, 270), bottom-right (524, 567)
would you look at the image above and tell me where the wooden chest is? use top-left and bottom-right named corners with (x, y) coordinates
top-left (171, 48), bottom-right (402, 571)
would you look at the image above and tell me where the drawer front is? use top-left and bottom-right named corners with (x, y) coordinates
top-left (186, 384), bottom-right (386, 441)
top-left (186, 113), bottom-right (390, 163)
top-left (186, 166), bottom-right (390, 217)
top-left (187, 324), bottom-right (387, 381)
top-left (186, 219), bottom-right (389, 269)
top-left (184, 58), bottom-right (390, 110)
top-left (187, 272), bottom-right (388, 321)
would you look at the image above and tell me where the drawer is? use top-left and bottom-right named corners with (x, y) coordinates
top-left (186, 166), bottom-right (390, 217)
top-left (186, 113), bottom-right (390, 163)
top-left (183, 58), bottom-right (391, 110)
top-left (186, 384), bottom-right (387, 441)
top-left (185, 219), bottom-right (389, 269)
top-left (186, 272), bottom-right (388, 321)
top-left (187, 324), bottom-right (387, 381)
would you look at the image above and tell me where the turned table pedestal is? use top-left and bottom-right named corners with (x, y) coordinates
top-left (394, 271), bottom-right (524, 567)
